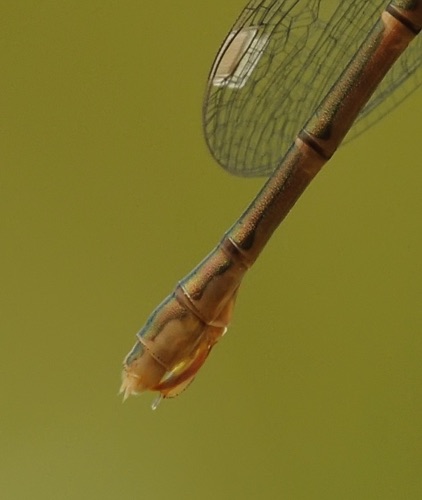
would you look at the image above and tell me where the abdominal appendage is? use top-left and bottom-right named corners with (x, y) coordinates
top-left (120, 276), bottom-right (242, 407)
top-left (120, 235), bottom-right (249, 407)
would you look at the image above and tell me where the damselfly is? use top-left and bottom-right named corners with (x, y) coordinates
top-left (120, 0), bottom-right (421, 409)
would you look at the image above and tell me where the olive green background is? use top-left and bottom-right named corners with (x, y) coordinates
top-left (1, 2), bottom-right (421, 499)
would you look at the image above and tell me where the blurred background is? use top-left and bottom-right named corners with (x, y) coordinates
top-left (1, 1), bottom-right (421, 499)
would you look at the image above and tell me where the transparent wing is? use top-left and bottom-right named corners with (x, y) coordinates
top-left (203, 0), bottom-right (421, 177)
